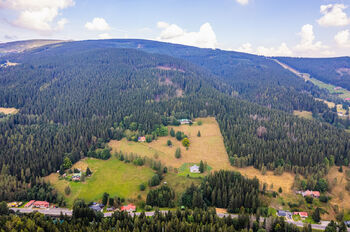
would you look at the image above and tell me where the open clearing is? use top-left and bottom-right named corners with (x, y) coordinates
top-left (109, 117), bottom-right (295, 195)
top-left (293, 110), bottom-right (313, 120)
top-left (45, 157), bottom-right (154, 207)
top-left (0, 107), bottom-right (18, 115)
top-left (326, 166), bottom-right (350, 214)
top-left (274, 59), bottom-right (350, 100)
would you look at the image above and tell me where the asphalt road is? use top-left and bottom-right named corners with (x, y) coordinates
top-left (10, 207), bottom-right (345, 231)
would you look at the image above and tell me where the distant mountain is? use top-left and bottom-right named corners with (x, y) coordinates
top-left (0, 39), bottom-right (65, 55)
top-left (277, 57), bottom-right (350, 92)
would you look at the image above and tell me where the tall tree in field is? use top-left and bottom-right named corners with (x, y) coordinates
top-left (182, 138), bottom-right (190, 148)
top-left (199, 160), bottom-right (204, 173)
top-left (102, 192), bottom-right (109, 205)
top-left (175, 148), bottom-right (181, 159)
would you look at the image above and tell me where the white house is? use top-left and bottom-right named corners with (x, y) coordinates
top-left (190, 165), bottom-right (200, 173)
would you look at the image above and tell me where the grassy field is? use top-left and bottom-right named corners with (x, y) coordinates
top-left (309, 78), bottom-right (350, 99)
top-left (109, 117), bottom-right (232, 171)
top-left (0, 107), bottom-right (18, 114)
top-left (325, 166), bottom-right (350, 219)
top-left (293, 110), bottom-right (313, 120)
top-left (109, 117), bottom-right (296, 195)
top-left (45, 157), bottom-right (154, 207)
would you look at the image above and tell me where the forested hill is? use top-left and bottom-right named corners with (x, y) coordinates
top-left (5, 39), bottom-right (332, 114)
top-left (1, 40), bottom-right (350, 201)
top-left (277, 56), bottom-right (350, 91)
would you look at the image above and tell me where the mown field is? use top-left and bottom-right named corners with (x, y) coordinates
top-left (45, 157), bottom-right (154, 207)
top-left (0, 107), bottom-right (18, 114)
top-left (109, 117), bottom-right (296, 195)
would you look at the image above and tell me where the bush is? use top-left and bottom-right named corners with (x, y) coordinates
top-left (305, 196), bottom-right (313, 204)
top-left (139, 183), bottom-right (146, 191)
top-left (146, 135), bottom-right (153, 143)
top-left (175, 131), bottom-right (184, 141)
top-left (65, 186), bottom-right (71, 195)
top-left (145, 205), bottom-right (153, 211)
top-left (170, 128), bottom-right (175, 137)
top-left (278, 187), bottom-right (282, 193)
top-left (182, 138), bottom-right (190, 148)
top-left (167, 140), bottom-right (172, 146)
top-left (175, 148), bottom-right (181, 159)
top-left (133, 157), bottom-right (144, 166)
top-left (319, 195), bottom-right (329, 203)
top-left (149, 174), bottom-right (161, 187)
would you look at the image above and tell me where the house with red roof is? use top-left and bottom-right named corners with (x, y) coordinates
top-left (121, 204), bottom-right (136, 212)
top-left (299, 190), bottom-right (320, 198)
top-left (138, 136), bottom-right (146, 142)
top-left (24, 200), bottom-right (35, 208)
top-left (294, 212), bottom-right (308, 218)
top-left (33, 201), bottom-right (50, 208)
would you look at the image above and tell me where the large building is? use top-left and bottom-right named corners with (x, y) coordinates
top-left (33, 201), bottom-right (50, 208)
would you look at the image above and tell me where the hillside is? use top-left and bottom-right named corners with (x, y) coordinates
top-left (0, 40), bottom-right (65, 55)
top-left (0, 39), bottom-right (350, 209)
top-left (277, 57), bottom-right (350, 93)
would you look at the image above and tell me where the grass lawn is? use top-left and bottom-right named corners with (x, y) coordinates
top-left (45, 157), bottom-right (154, 207)
top-left (178, 163), bottom-right (212, 178)
top-left (109, 117), bottom-right (296, 196)
top-left (109, 117), bottom-right (232, 171)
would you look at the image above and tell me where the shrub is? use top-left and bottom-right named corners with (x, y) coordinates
top-left (167, 140), bottom-right (172, 146)
top-left (149, 174), bottom-right (161, 187)
top-left (64, 186), bottom-right (71, 195)
top-left (319, 195), bottom-right (329, 203)
top-left (145, 205), bottom-right (153, 211)
top-left (305, 196), bottom-right (313, 204)
top-left (170, 128), bottom-right (175, 137)
top-left (139, 183), bottom-right (146, 191)
top-left (175, 148), bottom-right (181, 159)
top-left (133, 157), bottom-right (144, 166)
top-left (182, 138), bottom-right (190, 148)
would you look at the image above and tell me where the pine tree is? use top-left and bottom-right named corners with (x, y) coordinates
top-left (86, 167), bottom-right (92, 176)
top-left (175, 148), bottom-right (181, 159)
top-left (312, 207), bottom-right (321, 223)
top-left (199, 160), bottom-right (204, 173)
top-left (170, 128), bottom-right (175, 137)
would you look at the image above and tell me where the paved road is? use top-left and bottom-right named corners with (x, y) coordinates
top-left (10, 207), bottom-right (344, 231)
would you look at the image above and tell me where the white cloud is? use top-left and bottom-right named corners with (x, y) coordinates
top-left (0, 0), bottom-right (74, 32)
top-left (335, 29), bottom-right (350, 47)
top-left (236, 42), bottom-right (292, 56)
top-left (98, 33), bottom-right (111, 39)
top-left (256, 43), bottom-right (293, 56)
top-left (317, 4), bottom-right (350, 27)
top-left (237, 42), bottom-right (254, 53)
top-left (57, 18), bottom-right (68, 30)
top-left (295, 24), bottom-right (328, 52)
top-left (156, 22), bottom-right (217, 49)
top-left (85, 17), bottom-right (110, 31)
top-left (157, 21), bottom-right (169, 29)
top-left (236, 0), bottom-right (249, 5)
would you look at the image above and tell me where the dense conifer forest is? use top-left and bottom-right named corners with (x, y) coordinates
top-left (1, 40), bottom-right (350, 202)
top-left (0, 204), bottom-right (305, 232)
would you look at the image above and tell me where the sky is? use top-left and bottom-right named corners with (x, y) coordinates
top-left (0, 0), bottom-right (350, 57)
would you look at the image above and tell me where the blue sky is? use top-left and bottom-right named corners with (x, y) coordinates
top-left (1, 0), bottom-right (350, 57)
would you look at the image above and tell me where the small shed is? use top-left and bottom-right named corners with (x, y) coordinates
top-left (190, 165), bottom-right (200, 173)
